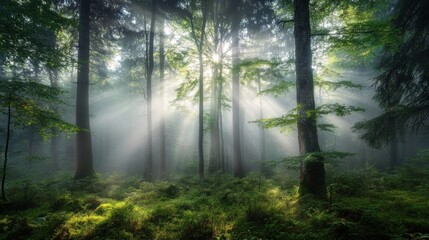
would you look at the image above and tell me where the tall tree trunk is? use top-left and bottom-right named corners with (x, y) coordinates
top-left (219, 57), bottom-right (225, 172)
top-left (231, 0), bottom-right (244, 178)
top-left (197, 0), bottom-right (208, 179)
top-left (66, 66), bottom-right (76, 162)
top-left (159, 17), bottom-right (166, 180)
top-left (48, 31), bottom-right (60, 171)
top-left (1, 94), bottom-right (12, 200)
top-left (294, 0), bottom-right (326, 198)
top-left (390, 135), bottom-right (398, 169)
top-left (257, 76), bottom-right (268, 175)
top-left (209, 4), bottom-right (221, 174)
top-left (209, 70), bottom-right (221, 173)
top-left (49, 69), bottom-right (60, 170)
top-left (75, 0), bottom-right (95, 179)
top-left (29, 62), bottom-right (41, 158)
top-left (145, 0), bottom-right (156, 182)
top-left (0, 53), bottom-right (5, 80)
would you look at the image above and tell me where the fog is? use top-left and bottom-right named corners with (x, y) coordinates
top-left (2, 1), bottom-right (428, 182)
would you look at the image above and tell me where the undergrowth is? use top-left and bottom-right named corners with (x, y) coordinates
top-left (1, 158), bottom-right (429, 239)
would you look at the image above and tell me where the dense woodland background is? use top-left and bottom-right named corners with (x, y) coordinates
top-left (0, 0), bottom-right (428, 239)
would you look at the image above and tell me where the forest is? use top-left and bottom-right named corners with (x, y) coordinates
top-left (0, 0), bottom-right (428, 239)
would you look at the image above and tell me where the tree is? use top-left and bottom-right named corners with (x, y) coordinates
top-left (0, 81), bottom-right (77, 200)
top-left (47, 30), bottom-right (61, 170)
top-left (144, 0), bottom-right (157, 182)
top-left (354, 0), bottom-right (429, 149)
top-left (159, 17), bottom-right (167, 180)
top-left (178, 0), bottom-right (209, 178)
top-left (231, 0), bottom-right (244, 178)
top-left (294, 0), bottom-right (326, 198)
top-left (75, 0), bottom-right (95, 179)
top-left (0, 0), bottom-right (75, 200)
top-left (208, 0), bottom-right (228, 174)
top-left (198, 0), bottom-right (208, 179)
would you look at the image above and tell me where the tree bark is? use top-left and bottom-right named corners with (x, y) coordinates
top-left (197, 0), bottom-right (208, 179)
top-left (209, 71), bottom-right (221, 173)
top-left (75, 0), bottom-right (95, 179)
top-left (48, 31), bottom-right (60, 171)
top-left (145, 0), bottom-right (156, 182)
top-left (29, 62), bottom-right (41, 158)
top-left (49, 68), bottom-right (60, 171)
top-left (258, 76), bottom-right (268, 176)
top-left (0, 53), bottom-right (5, 80)
top-left (294, 0), bottom-right (326, 198)
top-left (219, 55), bottom-right (225, 172)
top-left (1, 94), bottom-right (12, 200)
top-left (209, 3), bottom-right (221, 173)
top-left (390, 136), bottom-right (398, 169)
top-left (159, 17), bottom-right (166, 180)
top-left (231, 0), bottom-right (244, 178)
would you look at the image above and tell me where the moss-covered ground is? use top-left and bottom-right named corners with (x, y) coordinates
top-left (1, 167), bottom-right (428, 240)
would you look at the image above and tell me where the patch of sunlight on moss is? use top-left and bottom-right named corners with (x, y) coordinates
top-left (95, 201), bottom-right (134, 215)
top-left (95, 202), bottom-right (115, 215)
top-left (133, 205), bottom-right (150, 219)
top-left (267, 187), bottom-right (281, 198)
top-left (63, 214), bottom-right (106, 238)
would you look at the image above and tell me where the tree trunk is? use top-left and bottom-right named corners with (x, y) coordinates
top-left (197, 0), bottom-right (208, 179)
top-left (75, 0), bottom-right (95, 179)
top-left (219, 57), bottom-right (225, 173)
top-left (29, 62), bottom-right (41, 158)
top-left (209, 5), bottom-right (221, 174)
top-left (159, 17), bottom-right (166, 180)
top-left (0, 53), bottom-right (5, 80)
top-left (145, 0), bottom-right (156, 182)
top-left (231, 0), bottom-right (244, 178)
top-left (294, 0), bottom-right (326, 198)
top-left (48, 31), bottom-right (60, 171)
top-left (390, 136), bottom-right (398, 169)
top-left (49, 68), bottom-right (60, 171)
top-left (209, 72), bottom-right (221, 173)
top-left (258, 76), bottom-right (268, 176)
top-left (2, 94), bottom-right (12, 200)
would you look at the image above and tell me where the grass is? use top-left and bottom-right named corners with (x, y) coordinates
top-left (0, 168), bottom-right (428, 240)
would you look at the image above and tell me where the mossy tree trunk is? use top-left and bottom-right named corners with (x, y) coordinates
top-left (294, 0), bottom-right (326, 199)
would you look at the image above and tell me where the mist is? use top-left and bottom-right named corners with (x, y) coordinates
top-left (1, 0), bottom-right (428, 239)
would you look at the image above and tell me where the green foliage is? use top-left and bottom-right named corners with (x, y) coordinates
top-left (252, 107), bottom-right (298, 133)
top-left (404, 149), bottom-right (429, 178)
top-left (313, 103), bottom-right (365, 117)
top-left (315, 80), bottom-right (362, 91)
top-left (353, 0), bottom-right (429, 146)
top-left (1, 170), bottom-right (428, 239)
top-left (253, 104), bottom-right (364, 133)
top-left (259, 80), bottom-right (295, 96)
top-left (353, 105), bottom-right (426, 148)
top-left (271, 152), bottom-right (355, 170)
top-left (158, 184), bottom-right (180, 199)
top-left (238, 58), bottom-right (295, 97)
top-left (176, 211), bottom-right (214, 240)
top-left (0, 0), bottom-right (73, 67)
top-left (0, 80), bottom-right (78, 140)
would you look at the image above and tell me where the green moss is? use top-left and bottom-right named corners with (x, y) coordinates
top-left (1, 172), bottom-right (428, 240)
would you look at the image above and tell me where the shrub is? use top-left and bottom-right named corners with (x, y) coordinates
top-left (158, 184), bottom-right (180, 199)
top-left (176, 212), bottom-right (214, 240)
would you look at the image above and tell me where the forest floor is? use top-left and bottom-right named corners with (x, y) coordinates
top-left (0, 167), bottom-right (429, 240)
